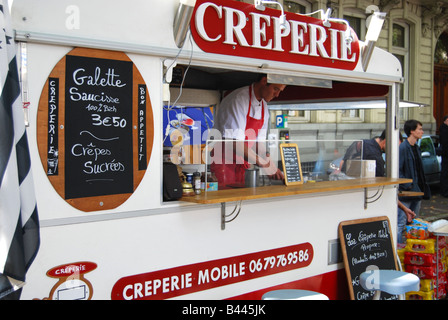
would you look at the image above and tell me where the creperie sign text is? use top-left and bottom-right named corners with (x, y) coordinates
top-left (111, 243), bottom-right (313, 300)
top-left (191, 0), bottom-right (360, 70)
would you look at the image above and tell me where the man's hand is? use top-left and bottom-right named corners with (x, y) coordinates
top-left (258, 155), bottom-right (284, 180)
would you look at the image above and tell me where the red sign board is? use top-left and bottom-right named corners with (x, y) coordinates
top-left (111, 243), bottom-right (313, 300)
top-left (191, 0), bottom-right (360, 70)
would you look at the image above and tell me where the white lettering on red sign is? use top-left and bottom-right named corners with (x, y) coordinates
top-left (111, 243), bottom-right (313, 300)
top-left (190, 0), bottom-right (359, 70)
top-left (46, 261), bottom-right (98, 278)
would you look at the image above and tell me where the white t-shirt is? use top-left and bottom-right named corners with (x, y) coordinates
top-left (213, 85), bottom-right (269, 141)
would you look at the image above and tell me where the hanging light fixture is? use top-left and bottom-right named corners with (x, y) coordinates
top-left (319, 8), bottom-right (353, 46)
top-left (362, 11), bottom-right (387, 71)
top-left (173, 0), bottom-right (197, 48)
top-left (254, 0), bottom-right (288, 30)
top-left (322, 8), bottom-right (332, 27)
top-left (284, 7), bottom-right (353, 46)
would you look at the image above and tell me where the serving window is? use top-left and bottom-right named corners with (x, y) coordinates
top-left (162, 63), bottom-right (390, 200)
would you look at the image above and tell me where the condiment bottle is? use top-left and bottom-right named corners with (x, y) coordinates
top-left (193, 172), bottom-right (201, 194)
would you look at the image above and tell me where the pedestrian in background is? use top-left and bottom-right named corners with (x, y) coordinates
top-left (440, 115), bottom-right (448, 198)
top-left (398, 120), bottom-right (427, 243)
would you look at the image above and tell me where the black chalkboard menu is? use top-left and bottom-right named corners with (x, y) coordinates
top-left (37, 48), bottom-right (154, 212)
top-left (339, 216), bottom-right (399, 300)
top-left (64, 55), bottom-right (134, 199)
top-left (280, 143), bottom-right (303, 186)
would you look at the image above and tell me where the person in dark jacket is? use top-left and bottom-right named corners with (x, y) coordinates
top-left (397, 120), bottom-right (426, 243)
top-left (439, 115), bottom-right (448, 198)
top-left (340, 130), bottom-right (386, 177)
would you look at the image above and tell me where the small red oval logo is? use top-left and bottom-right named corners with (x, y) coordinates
top-left (46, 261), bottom-right (97, 278)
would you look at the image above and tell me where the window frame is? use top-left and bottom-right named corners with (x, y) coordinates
top-left (284, 0), bottom-right (312, 14)
top-left (391, 20), bottom-right (410, 120)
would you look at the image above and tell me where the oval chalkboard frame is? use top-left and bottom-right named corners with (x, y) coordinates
top-left (37, 48), bottom-right (154, 212)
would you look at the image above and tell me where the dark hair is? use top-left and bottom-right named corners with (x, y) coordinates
top-left (444, 115), bottom-right (448, 122)
top-left (378, 130), bottom-right (403, 142)
top-left (404, 119), bottom-right (422, 136)
top-left (257, 73), bottom-right (268, 82)
top-left (379, 130), bottom-right (386, 140)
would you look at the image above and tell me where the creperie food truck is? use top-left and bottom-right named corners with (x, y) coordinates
top-left (11, 0), bottom-right (408, 300)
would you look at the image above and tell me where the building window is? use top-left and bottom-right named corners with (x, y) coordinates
top-left (286, 110), bottom-right (311, 123)
top-left (284, 0), bottom-right (311, 14)
top-left (340, 109), bottom-right (364, 122)
top-left (391, 21), bottom-right (409, 120)
top-left (270, 110), bottom-right (310, 124)
top-left (343, 15), bottom-right (366, 41)
top-left (435, 32), bottom-right (448, 65)
top-left (393, 24), bottom-right (406, 47)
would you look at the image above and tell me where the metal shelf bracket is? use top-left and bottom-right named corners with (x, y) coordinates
top-left (221, 201), bottom-right (242, 230)
top-left (364, 186), bottom-right (384, 209)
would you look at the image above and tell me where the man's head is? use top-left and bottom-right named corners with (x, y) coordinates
top-left (376, 130), bottom-right (405, 150)
top-left (404, 119), bottom-right (424, 140)
top-left (444, 115), bottom-right (448, 125)
top-left (254, 75), bottom-right (286, 102)
top-left (377, 130), bottom-right (386, 151)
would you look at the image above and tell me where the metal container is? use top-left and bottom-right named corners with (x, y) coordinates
top-left (245, 167), bottom-right (259, 187)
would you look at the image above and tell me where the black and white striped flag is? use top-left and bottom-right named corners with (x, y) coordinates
top-left (0, 0), bottom-right (39, 299)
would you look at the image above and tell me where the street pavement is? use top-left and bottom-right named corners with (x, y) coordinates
top-left (420, 184), bottom-right (448, 222)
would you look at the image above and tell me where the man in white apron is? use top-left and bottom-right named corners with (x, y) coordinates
top-left (211, 75), bottom-right (285, 188)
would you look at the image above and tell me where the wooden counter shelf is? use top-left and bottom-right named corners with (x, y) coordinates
top-left (181, 177), bottom-right (412, 204)
top-left (180, 177), bottom-right (412, 230)
top-left (397, 191), bottom-right (424, 197)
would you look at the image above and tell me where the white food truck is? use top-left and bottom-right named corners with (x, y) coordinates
top-left (8, 0), bottom-right (410, 300)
